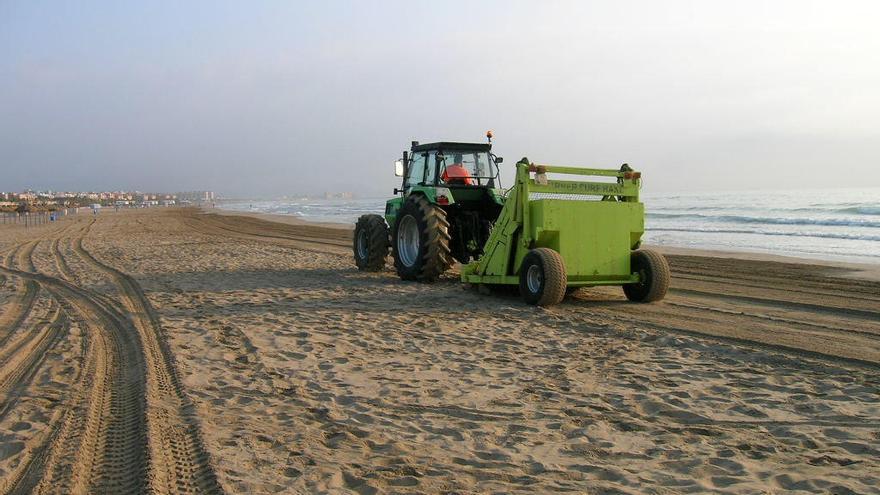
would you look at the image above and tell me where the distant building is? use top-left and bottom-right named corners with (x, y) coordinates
top-left (323, 191), bottom-right (354, 200)
top-left (176, 191), bottom-right (215, 202)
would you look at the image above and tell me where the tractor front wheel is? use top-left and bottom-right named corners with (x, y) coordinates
top-left (392, 195), bottom-right (453, 282)
top-left (353, 214), bottom-right (390, 271)
top-left (623, 249), bottom-right (670, 302)
top-left (519, 248), bottom-right (567, 306)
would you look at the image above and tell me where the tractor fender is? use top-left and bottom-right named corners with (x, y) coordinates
top-left (384, 196), bottom-right (404, 226)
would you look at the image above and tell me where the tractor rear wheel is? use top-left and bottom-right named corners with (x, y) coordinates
top-left (353, 214), bottom-right (390, 271)
top-left (623, 249), bottom-right (670, 302)
top-left (519, 248), bottom-right (567, 306)
top-left (392, 195), bottom-right (453, 282)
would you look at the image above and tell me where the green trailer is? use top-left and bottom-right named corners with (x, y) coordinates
top-left (460, 158), bottom-right (669, 306)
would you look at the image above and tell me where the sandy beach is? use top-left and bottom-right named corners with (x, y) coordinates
top-left (0, 207), bottom-right (878, 494)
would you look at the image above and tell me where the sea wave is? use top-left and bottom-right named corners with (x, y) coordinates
top-left (648, 227), bottom-right (880, 243)
top-left (839, 206), bottom-right (880, 216)
top-left (647, 204), bottom-right (880, 215)
top-left (648, 212), bottom-right (880, 228)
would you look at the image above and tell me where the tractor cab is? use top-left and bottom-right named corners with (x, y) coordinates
top-left (384, 141), bottom-right (506, 265)
top-left (350, 137), bottom-right (504, 272)
top-left (399, 142), bottom-right (502, 191)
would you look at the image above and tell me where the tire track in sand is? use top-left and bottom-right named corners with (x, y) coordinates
top-left (0, 306), bottom-right (71, 495)
top-left (0, 266), bottom-right (150, 493)
top-left (0, 239), bottom-right (69, 421)
top-left (5, 219), bottom-right (160, 494)
top-left (0, 229), bottom-right (82, 494)
top-left (0, 242), bottom-right (41, 349)
top-left (1, 226), bottom-right (102, 494)
top-left (51, 237), bottom-right (77, 281)
top-left (74, 236), bottom-right (224, 494)
top-left (51, 224), bottom-right (129, 321)
top-left (0, 304), bottom-right (68, 420)
top-left (180, 210), bottom-right (351, 255)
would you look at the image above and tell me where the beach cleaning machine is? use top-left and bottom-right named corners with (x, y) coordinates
top-left (353, 135), bottom-right (669, 306)
top-left (459, 158), bottom-right (669, 306)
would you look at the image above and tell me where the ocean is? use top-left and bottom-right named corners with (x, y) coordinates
top-left (219, 187), bottom-right (880, 264)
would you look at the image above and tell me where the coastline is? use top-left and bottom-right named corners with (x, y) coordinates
top-left (208, 207), bottom-right (880, 281)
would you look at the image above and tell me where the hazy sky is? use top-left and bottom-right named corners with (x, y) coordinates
top-left (2, 1), bottom-right (879, 197)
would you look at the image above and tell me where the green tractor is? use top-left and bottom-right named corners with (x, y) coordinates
top-left (353, 136), bottom-right (670, 306)
top-left (354, 137), bottom-right (506, 281)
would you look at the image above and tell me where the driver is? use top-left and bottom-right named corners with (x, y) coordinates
top-left (441, 153), bottom-right (474, 185)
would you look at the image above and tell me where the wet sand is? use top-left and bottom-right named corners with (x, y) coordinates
top-left (0, 208), bottom-right (878, 494)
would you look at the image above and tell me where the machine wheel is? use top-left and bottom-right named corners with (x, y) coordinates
top-left (519, 248), bottom-right (567, 306)
top-left (623, 249), bottom-right (670, 302)
top-left (353, 214), bottom-right (390, 271)
top-left (392, 195), bottom-right (453, 282)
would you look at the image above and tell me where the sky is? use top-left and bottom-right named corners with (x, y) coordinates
top-left (1, 0), bottom-right (879, 197)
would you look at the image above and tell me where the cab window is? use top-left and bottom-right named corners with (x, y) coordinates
top-left (424, 151), bottom-right (439, 185)
top-left (438, 151), bottom-right (498, 186)
top-left (406, 152), bottom-right (427, 187)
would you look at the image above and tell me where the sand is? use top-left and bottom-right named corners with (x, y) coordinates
top-left (0, 208), bottom-right (878, 494)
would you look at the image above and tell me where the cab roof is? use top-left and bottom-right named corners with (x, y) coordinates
top-left (410, 141), bottom-right (491, 153)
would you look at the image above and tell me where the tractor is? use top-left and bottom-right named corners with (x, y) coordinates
top-left (353, 134), bottom-right (670, 306)
top-left (354, 135), bottom-right (505, 281)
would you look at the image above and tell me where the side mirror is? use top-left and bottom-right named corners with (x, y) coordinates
top-left (495, 156), bottom-right (504, 164)
top-left (394, 159), bottom-right (404, 177)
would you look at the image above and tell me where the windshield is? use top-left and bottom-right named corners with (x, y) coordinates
top-left (437, 151), bottom-right (499, 187)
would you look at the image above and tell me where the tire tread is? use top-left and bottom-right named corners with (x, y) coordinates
top-left (519, 247), bottom-right (567, 306)
top-left (393, 195), bottom-right (453, 282)
top-left (623, 249), bottom-right (670, 302)
top-left (354, 214), bottom-right (389, 271)
top-left (534, 248), bottom-right (567, 306)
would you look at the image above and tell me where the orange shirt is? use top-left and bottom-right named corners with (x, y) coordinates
top-left (441, 164), bottom-right (473, 185)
